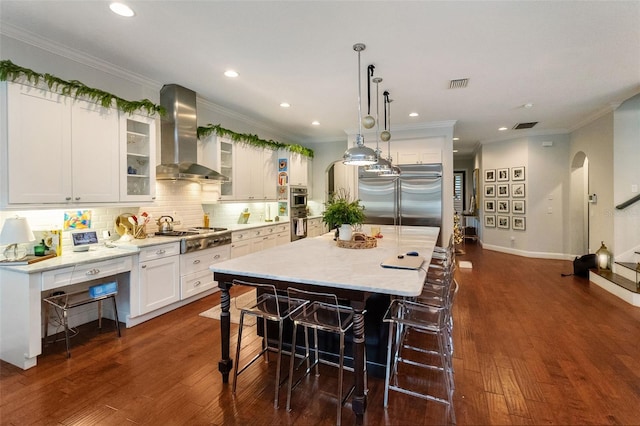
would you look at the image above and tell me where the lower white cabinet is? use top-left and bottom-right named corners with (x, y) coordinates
top-left (307, 218), bottom-right (325, 238)
top-left (180, 245), bottom-right (230, 299)
top-left (138, 242), bottom-right (180, 315)
top-left (230, 223), bottom-right (290, 258)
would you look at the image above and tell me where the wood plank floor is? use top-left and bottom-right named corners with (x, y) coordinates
top-left (3, 242), bottom-right (640, 425)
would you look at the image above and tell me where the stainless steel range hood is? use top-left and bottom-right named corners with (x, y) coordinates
top-left (156, 84), bottom-right (227, 182)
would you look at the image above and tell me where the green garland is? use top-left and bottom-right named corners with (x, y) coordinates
top-left (0, 60), bottom-right (165, 116)
top-left (198, 123), bottom-right (314, 159)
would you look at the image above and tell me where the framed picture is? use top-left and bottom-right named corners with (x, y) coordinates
top-left (512, 216), bottom-right (526, 230)
top-left (512, 166), bottom-right (525, 181)
top-left (484, 200), bottom-right (495, 213)
top-left (497, 200), bottom-right (510, 213)
top-left (484, 184), bottom-right (496, 198)
top-left (497, 168), bottom-right (509, 182)
top-left (497, 184), bottom-right (509, 197)
top-left (497, 215), bottom-right (510, 229)
top-left (485, 169), bottom-right (496, 182)
top-left (484, 215), bottom-right (496, 228)
top-left (511, 183), bottom-right (525, 198)
top-left (512, 200), bottom-right (526, 214)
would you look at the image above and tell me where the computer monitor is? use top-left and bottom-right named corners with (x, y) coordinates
top-left (71, 230), bottom-right (99, 252)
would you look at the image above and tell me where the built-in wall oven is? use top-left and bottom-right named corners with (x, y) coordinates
top-left (290, 186), bottom-right (308, 241)
top-left (290, 186), bottom-right (308, 208)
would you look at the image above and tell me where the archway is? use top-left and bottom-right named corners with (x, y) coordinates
top-left (570, 152), bottom-right (589, 255)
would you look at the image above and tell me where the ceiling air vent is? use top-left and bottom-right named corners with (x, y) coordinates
top-left (513, 122), bottom-right (538, 130)
top-left (449, 78), bottom-right (469, 89)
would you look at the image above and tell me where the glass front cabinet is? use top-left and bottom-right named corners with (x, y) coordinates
top-left (120, 113), bottom-right (156, 202)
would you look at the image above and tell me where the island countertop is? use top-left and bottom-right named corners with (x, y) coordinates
top-left (210, 225), bottom-right (439, 297)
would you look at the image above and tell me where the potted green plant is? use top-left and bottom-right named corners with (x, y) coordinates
top-left (322, 189), bottom-right (366, 241)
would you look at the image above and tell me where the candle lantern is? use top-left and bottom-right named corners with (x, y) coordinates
top-left (595, 241), bottom-right (612, 270)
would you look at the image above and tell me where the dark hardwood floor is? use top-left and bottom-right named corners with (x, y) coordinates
top-left (3, 242), bottom-right (640, 425)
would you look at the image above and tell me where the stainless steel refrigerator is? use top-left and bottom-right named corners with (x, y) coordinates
top-left (357, 163), bottom-right (442, 227)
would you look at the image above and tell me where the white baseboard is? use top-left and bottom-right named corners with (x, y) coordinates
top-left (481, 243), bottom-right (574, 260)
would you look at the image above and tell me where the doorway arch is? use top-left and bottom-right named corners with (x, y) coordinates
top-left (570, 152), bottom-right (589, 255)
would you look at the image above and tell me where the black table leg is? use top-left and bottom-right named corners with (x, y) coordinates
top-left (351, 301), bottom-right (367, 422)
top-left (218, 283), bottom-right (233, 383)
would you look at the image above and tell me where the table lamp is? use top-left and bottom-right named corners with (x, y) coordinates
top-left (0, 217), bottom-right (36, 261)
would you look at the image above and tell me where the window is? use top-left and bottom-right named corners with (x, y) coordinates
top-left (454, 171), bottom-right (465, 214)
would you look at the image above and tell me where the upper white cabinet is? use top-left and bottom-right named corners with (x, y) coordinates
top-left (3, 82), bottom-right (119, 204)
top-left (120, 113), bottom-right (156, 202)
top-left (396, 150), bottom-right (441, 165)
top-left (288, 152), bottom-right (308, 187)
top-left (1, 82), bottom-right (156, 206)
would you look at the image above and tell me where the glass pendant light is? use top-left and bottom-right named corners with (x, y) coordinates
top-left (343, 43), bottom-right (377, 166)
top-left (365, 76), bottom-right (392, 173)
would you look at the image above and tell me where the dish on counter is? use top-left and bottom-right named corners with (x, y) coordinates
top-left (115, 213), bottom-right (134, 236)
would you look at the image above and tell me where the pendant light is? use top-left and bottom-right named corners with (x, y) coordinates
top-left (343, 43), bottom-right (377, 166)
top-left (364, 76), bottom-right (392, 173)
top-left (362, 64), bottom-right (376, 129)
top-left (378, 91), bottom-right (401, 177)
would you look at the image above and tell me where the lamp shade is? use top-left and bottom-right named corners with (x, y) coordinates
top-left (0, 217), bottom-right (35, 245)
top-left (343, 144), bottom-right (377, 166)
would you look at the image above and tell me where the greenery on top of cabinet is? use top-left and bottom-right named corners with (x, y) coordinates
top-left (198, 123), bottom-right (314, 159)
top-left (0, 60), bottom-right (165, 116)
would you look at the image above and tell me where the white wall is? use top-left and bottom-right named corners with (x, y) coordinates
top-left (570, 112), bottom-right (614, 254)
top-left (613, 93), bottom-right (640, 259)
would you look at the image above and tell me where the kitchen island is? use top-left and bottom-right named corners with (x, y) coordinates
top-left (210, 225), bottom-right (440, 422)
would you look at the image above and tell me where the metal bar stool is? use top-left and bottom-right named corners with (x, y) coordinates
top-left (383, 280), bottom-right (458, 424)
top-left (231, 279), bottom-right (307, 409)
top-left (43, 285), bottom-right (121, 358)
top-left (285, 287), bottom-right (357, 426)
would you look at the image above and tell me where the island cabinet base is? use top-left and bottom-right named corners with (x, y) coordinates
top-left (260, 292), bottom-right (392, 378)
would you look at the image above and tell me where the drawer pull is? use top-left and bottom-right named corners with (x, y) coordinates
top-left (193, 259), bottom-right (201, 264)
top-left (214, 254), bottom-right (221, 260)
top-left (194, 280), bottom-right (201, 287)
top-left (85, 268), bottom-right (100, 276)
top-left (141, 264), bottom-right (147, 269)
top-left (156, 249), bottom-right (166, 255)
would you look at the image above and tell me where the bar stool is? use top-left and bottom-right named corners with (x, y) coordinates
top-left (285, 287), bottom-right (356, 426)
top-left (43, 286), bottom-right (121, 358)
top-left (231, 279), bottom-right (307, 409)
top-left (383, 280), bottom-right (458, 424)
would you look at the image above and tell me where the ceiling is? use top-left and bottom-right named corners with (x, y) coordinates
top-left (1, 1), bottom-right (639, 157)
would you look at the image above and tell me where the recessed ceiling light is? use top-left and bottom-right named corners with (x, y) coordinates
top-left (311, 121), bottom-right (320, 126)
top-left (109, 2), bottom-right (134, 17)
top-left (453, 149), bottom-right (459, 153)
top-left (453, 137), bottom-right (459, 141)
top-left (409, 112), bottom-right (419, 117)
top-left (224, 70), bottom-right (239, 78)
top-left (523, 103), bottom-right (534, 108)
top-left (498, 127), bottom-right (508, 131)
top-left (280, 102), bottom-right (290, 108)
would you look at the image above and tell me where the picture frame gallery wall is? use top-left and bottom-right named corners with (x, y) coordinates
top-left (483, 166), bottom-right (526, 231)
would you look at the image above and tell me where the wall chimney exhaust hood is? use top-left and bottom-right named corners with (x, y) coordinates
top-left (156, 84), bottom-right (227, 182)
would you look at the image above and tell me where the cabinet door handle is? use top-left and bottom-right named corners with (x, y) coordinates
top-left (75, 196), bottom-right (81, 201)
top-left (238, 235), bottom-right (243, 239)
top-left (141, 264), bottom-right (147, 269)
top-left (193, 259), bottom-right (201, 264)
top-left (214, 254), bottom-right (221, 260)
top-left (65, 196), bottom-right (72, 201)
top-left (194, 280), bottom-right (201, 287)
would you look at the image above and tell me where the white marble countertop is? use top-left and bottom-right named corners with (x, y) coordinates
top-left (210, 225), bottom-right (439, 297)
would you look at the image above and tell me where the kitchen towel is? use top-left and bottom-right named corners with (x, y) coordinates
top-left (296, 218), bottom-right (305, 236)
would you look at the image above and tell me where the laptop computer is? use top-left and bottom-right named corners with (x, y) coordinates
top-left (380, 254), bottom-right (426, 270)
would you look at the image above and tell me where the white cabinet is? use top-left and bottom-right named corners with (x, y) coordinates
top-left (288, 152), bottom-right (308, 187)
top-left (396, 150), bottom-right (441, 165)
top-left (3, 82), bottom-right (120, 204)
top-left (307, 218), bottom-right (325, 238)
top-left (180, 245), bottom-right (230, 300)
top-left (120, 113), bottom-right (156, 202)
top-left (138, 242), bottom-right (180, 315)
top-left (218, 137), bottom-right (234, 200)
top-left (231, 223), bottom-right (290, 258)
top-left (234, 145), bottom-right (278, 201)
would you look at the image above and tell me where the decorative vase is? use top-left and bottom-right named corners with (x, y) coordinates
top-left (339, 224), bottom-right (352, 241)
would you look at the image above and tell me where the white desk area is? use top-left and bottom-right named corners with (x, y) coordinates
top-left (0, 245), bottom-right (139, 369)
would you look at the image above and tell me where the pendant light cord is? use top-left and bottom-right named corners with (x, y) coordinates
top-left (367, 65), bottom-right (375, 116)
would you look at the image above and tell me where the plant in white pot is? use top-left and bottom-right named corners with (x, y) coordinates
top-left (322, 189), bottom-right (366, 241)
